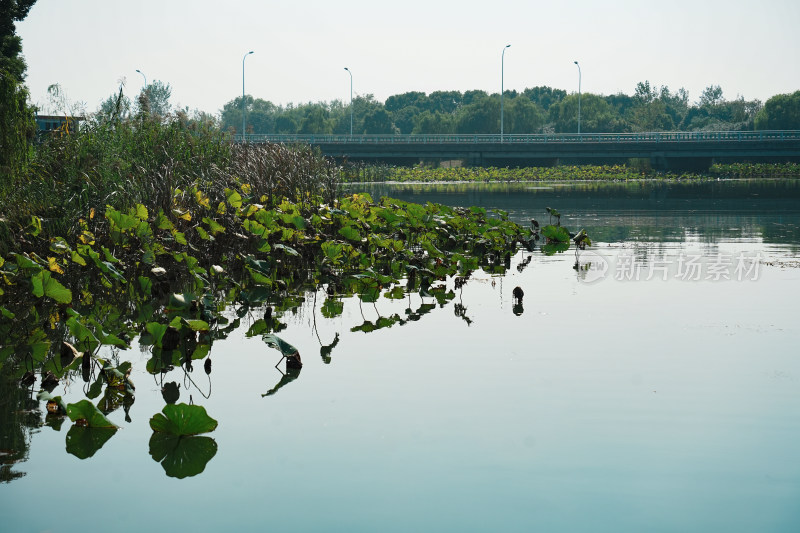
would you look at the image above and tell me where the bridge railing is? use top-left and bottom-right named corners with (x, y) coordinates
top-left (236, 131), bottom-right (800, 144)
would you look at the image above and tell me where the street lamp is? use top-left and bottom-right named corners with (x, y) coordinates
top-left (242, 50), bottom-right (254, 140)
top-left (344, 67), bottom-right (353, 137)
top-left (135, 69), bottom-right (147, 90)
top-left (501, 44), bottom-right (510, 142)
top-left (574, 61), bottom-right (581, 135)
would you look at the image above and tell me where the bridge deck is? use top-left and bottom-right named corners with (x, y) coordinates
top-left (235, 131), bottom-right (800, 170)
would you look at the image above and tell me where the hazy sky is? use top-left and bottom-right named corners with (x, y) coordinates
top-left (17, 0), bottom-right (800, 116)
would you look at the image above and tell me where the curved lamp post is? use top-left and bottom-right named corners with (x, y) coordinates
top-left (500, 44), bottom-right (510, 142)
top-left (135, 69), bottom-right (147, 90)
top-left (574, 61), bottom-right (581, 135)
top-left (242, 51), bottom-right (254, 140)
top-left (344, 67), bottom-right (353, 137)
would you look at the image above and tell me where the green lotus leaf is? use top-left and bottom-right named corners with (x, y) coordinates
top-left (541, 225), bottom-right (570, 243)
top-left (67, 316), bottom-right (100, 353)
top-left (321, 241), bottom-right (344, 261)
top-left (202, 217), bottom-right (226, 235)
top-left (181, 318), bottom-right (210, 332)
top-left (22, 328), bottom-right (49, 363)
top-left (262, 334), bottom-right (299, 358)
top-left (66, 399), bottom-right (118, 428)
top-left (273, 243), bottom-right (300, 256)
top-left (225, 188), bottom-right (243, 209)
top-left (145, 322), bottom-right (168, 347)
top-left (149, 403), bottom-right (218, 436)
top-left (138, 275), bottom-right (153, 295)
top-left (338, 225), bottom-right (361, 241)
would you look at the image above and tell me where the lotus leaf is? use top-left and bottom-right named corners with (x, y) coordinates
top-left (262, 334), bottom-right (299, 358)
top-left (541, 225), bottom-right (570, 243)
top-left (67, 399), bottom-right (117, 428)
top-left (149, 403), bottom-right (218, 436)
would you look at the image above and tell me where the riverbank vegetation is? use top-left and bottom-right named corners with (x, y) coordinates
top-left (340, 161), bottom-right (800, 184)
top-left (0, 111), bottom-right (532, 371)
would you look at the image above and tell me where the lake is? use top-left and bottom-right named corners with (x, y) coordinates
top-left (2, 179), bottom-right (799, 532)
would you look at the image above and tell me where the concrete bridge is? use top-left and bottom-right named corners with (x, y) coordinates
top-left (237, 131), bottom-right (800, 170)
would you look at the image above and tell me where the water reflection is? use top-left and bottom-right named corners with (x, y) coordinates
top-left (0, 375), bottom-right (36, 483)
top-left (262, 366), bottom-right (302, 397)
top-left (350, 179), bottom-right (800, 246)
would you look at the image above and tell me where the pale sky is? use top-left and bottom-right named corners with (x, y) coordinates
top-left (17, 0), bottom-right (800, 116)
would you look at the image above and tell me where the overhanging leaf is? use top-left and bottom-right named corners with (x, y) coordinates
top-left (149, 403), bottom-right (218, 436)
top-left (41, 271), bottom-right (72, 303)
top-left (262, 333), bottom-right (299, 358)
top-left (66, 399), bottom-right (118, 428)
top-left (541, 224), bottom-right (570, 243)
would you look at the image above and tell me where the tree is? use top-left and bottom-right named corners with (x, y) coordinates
top-left (413, 111), bottom-right (455, 134)
top-left (427, 90), bottom-right (462, 114)
top-left (699, 85), bottom-right (723, 107)
top-left (299, 104), bottom-right (332, 134)
top-left (248, 98), bottom-right (278, 133)
top-left (96, 86), bottom-right (131, 123)
top-left (275, 113), bottom-right (298, 134)
top-left (605, 92), bottom-right (635, 119)
top-left (385, 91), bottom-right (427, 112)
top-left (550, 93), bottom-right (625, 133)
top-left (221, 95), bottom-right (278, 134)
top-left (0, 0), bottom-right (37, 81)
top-left (347, 94), bottom-right (386, 134)
top-left (754, 91), bottom-right (800, 130)
top-left (462, 90), bottom-right (488, 106)
top-left (633, 81), bottom-right (656, 106)
top-left (391, 106), bottom-right (420, 134)
top-left (363, 108), bottom-right (393, 134)
top-left (455, 95), bottom-right (499, 134)
top-left (522, 86), bottom-right (566, 111)
top-left (0, 71), bottom-right (34, 178)
top-left (138, 80), bottom-right (172, 117)
top-left (0, 0), bottom-right (37, 178)
top-left (628, 99), bottom-right (674, 131)
top-left (176, 108), bottom-right (219, 132)
top-left (505, 96), bottom-right (546, 134)
top-left (627, 82), bottom-right (688, 131)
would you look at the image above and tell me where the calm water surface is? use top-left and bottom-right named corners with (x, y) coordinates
top-left (2, 180), bottom-right (799, 532)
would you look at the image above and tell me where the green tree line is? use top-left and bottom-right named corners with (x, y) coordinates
top-left (220, 83), bottom-right (800, 136)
